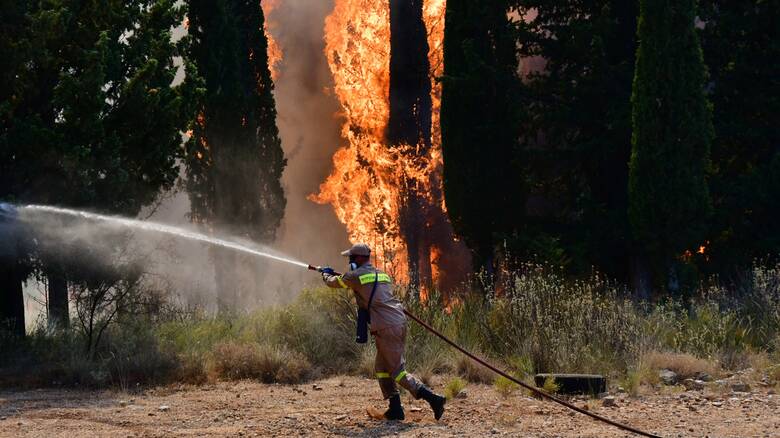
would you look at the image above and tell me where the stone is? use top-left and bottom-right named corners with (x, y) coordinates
top-left (158, 405), bottom-right (170, 412)
top-left (694, 372), bottom-right (712, 382)
top-left (312, 384), bottom-right (323, 391)
top-left (119, 400), bottom-right (128, 407)
top-left (683, 379), bottom-right (705, 390)
top-left (602, 396), bottom-right (616, 407)
top-left (597, 392), bottom-right (609, 399)
top-left (712, 401), bottom-right (723, 407)
top-left (617, 386), bottom-right (626, 393)
top-left (659, 369), bottom-right (678, 386)
top-left (490, 428), bottom-right (500, 434)
top-left (732, 383), bottom-right (750, 393)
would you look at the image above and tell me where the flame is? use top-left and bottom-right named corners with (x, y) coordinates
top-left (261, 0), bottom-right (282, 80)
top-left (309, 0), bottom-right (450, 284)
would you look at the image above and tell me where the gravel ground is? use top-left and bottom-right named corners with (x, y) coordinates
top-left (0, 375), bottom-right (778, 437)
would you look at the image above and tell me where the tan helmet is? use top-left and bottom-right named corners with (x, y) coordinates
top-left (341, 243), bottom-right (371, 257)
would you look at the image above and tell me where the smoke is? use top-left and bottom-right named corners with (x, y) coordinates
top-left (136, 0), bottom-right (349, 309)
top-left (263, 0), bottom-right (350, 272)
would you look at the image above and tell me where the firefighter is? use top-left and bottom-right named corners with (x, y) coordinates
top-left (321, 243), bottom-right (446, 421)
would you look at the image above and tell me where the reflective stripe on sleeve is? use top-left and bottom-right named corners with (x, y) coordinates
top-left (394, 370), bottom-right (408, 382)
top-left (337, 276), bottom-right (347, 288)
top-left (375, 372), bottom-right (390, 379)
top-left (359, 273), bottom-right (392, 284)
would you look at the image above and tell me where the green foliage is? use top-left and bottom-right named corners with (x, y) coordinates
top-left (441, 0), bottom-right (522, 269)
top-left (444, 376), bottom-right (467, 399)
top-left (0, 0), bottom-right (198, 214)
top-left (511, 1), bottom-right (638, 278)
top-left (493, 375), bottom-right (519, 398)
top-left (628, 0), bottom-right (713, 281)
top-left (698, 1), bottom-right (780, 271)
top-left (185, 0), bottom-right (286, 241)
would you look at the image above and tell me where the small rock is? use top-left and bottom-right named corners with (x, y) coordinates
top-left (694, 372), bottom-right (712, 382)
top-left (335, 414), bottom-right (347, 421)
top-left (490, 428), bottom-right (500, 434)
top-left (455, 389), bottom-right (468, 399)
top-left (659, 369), bottom-right (678, 386)
top-left (617, 386), bottom-right (626, 393)
top-left (312, 384), bottom-right (323, 391)
top-left (597, 392), bottom-right (609, 399)
top-left (731, 383), bottom-right (750, 393)
top-left (158, 405), bottom-right (170, 412)
top-left (712, 401), bottom-right (723, 407)
top-left (687, 405), bottom-right (697, 412)
top-left (602, 396), bottom-right (616, 407)
top-left (0, 416), bottom-right (6, 421)
top-left (409, 407), bottom-right (422, 412)
top-left (148, 412), bottom-right (155, 416)
top-left (119, 400), bottom-right (128, 407)
top-left (767, 389), bottom-right (776, 395)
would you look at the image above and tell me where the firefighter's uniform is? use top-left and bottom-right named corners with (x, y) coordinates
top-left (322, 262), bottom-right (424, 399)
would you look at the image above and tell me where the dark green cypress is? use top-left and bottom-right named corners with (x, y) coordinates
top-left (186, 0), bottom-right (286, 311)
top-left (441, 0), bottom-right (520, 272)
top-left (699, 0), bottom-right (780, 271)
top-left (629, 0), bottom-right (713, 293)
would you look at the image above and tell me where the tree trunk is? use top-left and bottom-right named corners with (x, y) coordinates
top-left (388, 0), bottom-right (432, 293)
top-left (630, 253), bottom-right (652, 302)
top-left (47, 269), bottom-right (69, 329)
top-left (0, 263), bottom-right (25, 338)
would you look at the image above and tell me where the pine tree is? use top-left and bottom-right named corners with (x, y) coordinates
top-left (187, 0), bottom-right (286, 311)
top-left (629, 0), bottom-right (713, 294)
top-left (441, 0), bottom-right (519, 271)
top-left (0, 0), bottom-right (198, 333)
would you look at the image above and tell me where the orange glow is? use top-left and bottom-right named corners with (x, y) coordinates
top-left (261, 0), bottom-right (282, 80)
top-left (309, 0), bottom-right (448, 283)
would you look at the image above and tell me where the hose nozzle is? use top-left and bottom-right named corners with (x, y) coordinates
top-left (308, 264), bottom-right (322, 272)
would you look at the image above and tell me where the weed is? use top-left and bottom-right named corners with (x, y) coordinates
top-left (493, 375), bottom-right (518, 398)
top-left (444, 376), bottom-right (466, 399)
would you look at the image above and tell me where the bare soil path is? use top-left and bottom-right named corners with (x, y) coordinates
top-left (0, 376), bottom-right (778, 437)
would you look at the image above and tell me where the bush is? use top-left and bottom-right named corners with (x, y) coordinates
top-left (210, 341), bottom-right (312, 383)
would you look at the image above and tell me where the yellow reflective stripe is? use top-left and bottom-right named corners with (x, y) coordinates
top-left (375, 372), bottom-right (390, 379)
top-left (359, 273), bottom-right (392, 284)
top-left (336, 276), bottom-right (347, 288)
top-left (394, 370), bottom-right (408, 382)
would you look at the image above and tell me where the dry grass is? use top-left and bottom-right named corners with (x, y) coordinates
top-left (641, 351), bottom-right (718, 380)
top-left (210, 341), bottom-right (312, 383)
top-left (457, 354), bottom-right (495, 384)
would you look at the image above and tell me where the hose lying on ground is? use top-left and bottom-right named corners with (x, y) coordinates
top-left (402, 309), bottom-right (663, 438)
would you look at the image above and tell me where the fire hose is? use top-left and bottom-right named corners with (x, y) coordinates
top-left (308, 265), bottom-right (662, 438)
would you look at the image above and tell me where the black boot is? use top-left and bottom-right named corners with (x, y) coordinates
top-left (417, 386), bottom-right (446, 420)
top-left (383, 394), bottom-right (405, 420)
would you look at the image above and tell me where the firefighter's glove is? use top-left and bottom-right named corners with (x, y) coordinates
top-left (320, 266), bottom-right (335, 275)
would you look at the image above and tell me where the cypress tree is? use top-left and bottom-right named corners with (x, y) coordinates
top-left (699, 0), bottom-right (780, 271)
top-left (441, 0), bottom-right (519, 272)
top-left (387, 0), bottom-right (432, 290)
top-left (629, 0), bottom-right (713, 294)
top-left (187, 0), bottom-right (286, 311)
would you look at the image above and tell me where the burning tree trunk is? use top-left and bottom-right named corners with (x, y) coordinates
top-left (187, 0), bottom-right (287, 312)
top-left (388, 0), bottom-right (433, 291)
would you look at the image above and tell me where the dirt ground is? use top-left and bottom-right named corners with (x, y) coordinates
top-left (0, 375), bottom-right (778, 437)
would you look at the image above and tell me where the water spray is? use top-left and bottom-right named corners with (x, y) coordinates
top-left (17, 204), bottom-right (310, 270)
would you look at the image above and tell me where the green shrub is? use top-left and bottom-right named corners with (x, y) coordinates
top-left (444, 376), bottom-right (466, 399)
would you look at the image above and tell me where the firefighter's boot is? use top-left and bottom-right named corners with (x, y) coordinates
top-left (417, 386), bottom-right (446, 420)
top-left (383, 394), bottom-right (405, 420)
